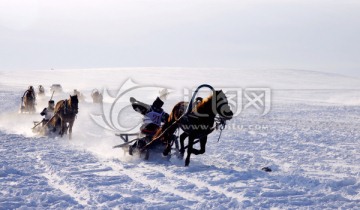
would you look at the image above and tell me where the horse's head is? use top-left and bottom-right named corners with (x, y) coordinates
top-left (69, 95), bottom-right (79, 114)
top-left (214, 90), bottom-right (233, 120)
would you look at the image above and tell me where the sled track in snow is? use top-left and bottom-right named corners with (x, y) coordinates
top-left (139, 162), bottom-right (246, 203)
top-left (36, 153), bottom-right (91, 206)
top-left (2, 88), bottom-right (360, 209)
top-left (100, 159), bottom-right (204, 204)
top-left (99, 158), bottom-right (248, 207)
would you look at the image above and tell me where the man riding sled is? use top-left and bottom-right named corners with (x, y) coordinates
top-left (128, 90), bottom-right (170, 155)
top-left (40, 100), bottom-right (55, 126)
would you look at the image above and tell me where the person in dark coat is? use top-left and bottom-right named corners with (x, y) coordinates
top-left (129, 96), bottom-right (170, 155)
top-left (130, 97), bottom-right (169, 136)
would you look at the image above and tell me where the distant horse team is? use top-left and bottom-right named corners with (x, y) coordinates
top-left (25, 85), bottom-right (84, 140)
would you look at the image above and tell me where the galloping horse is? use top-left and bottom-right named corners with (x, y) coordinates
top-left (22, 90), bottom-right (36, 113)
top-left (153, 89), bottom-right (233, 166)
top-left (50, 95), bottom-right (79, 139)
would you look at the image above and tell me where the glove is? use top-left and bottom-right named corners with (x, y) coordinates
top-left (130, 97), bottom-right (136, 103)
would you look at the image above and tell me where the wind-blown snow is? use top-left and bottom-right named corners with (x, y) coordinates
top-left (0, 68), bottom-right (360, 209)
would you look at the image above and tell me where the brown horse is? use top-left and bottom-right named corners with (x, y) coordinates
top-left (153, 90), bottom-right (233, 166)
top-left (50, 95), bottom-right (79, 139)
top-left (22, 90), bottom-right (36, 113)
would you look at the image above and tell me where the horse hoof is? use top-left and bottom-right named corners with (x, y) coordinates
top-left (185, 159), bottom-right (190, 167)
top-left (176, 151), bottom-right (184, 159)
top-left (163, 154), bottom-right (171, 161)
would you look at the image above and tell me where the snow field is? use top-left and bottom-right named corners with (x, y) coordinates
top-left (1, 68), bottom-right (360, 209)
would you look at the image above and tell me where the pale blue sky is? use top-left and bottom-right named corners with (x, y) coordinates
top-left (0, 0), bottom-right (359, 77)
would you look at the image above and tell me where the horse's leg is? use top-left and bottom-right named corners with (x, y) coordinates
top-left (59, 116), bottom-right (64, 137)
top-left (179, 132), bottom-right (188, 155)
top-left (24, 101), bottom-right (28, 112)
top-left (185, 135), bottom-right (195, 166)
top-left (31, 101), bottom-right (35, 113)
top-left (55, 117), bottom-right (61, 133)
top-left (68, 119), bottom-right (74, 140)
top-left (162, 138), bottom-right (172, 156)
top-left (191, 136), bottom-right (207, 155)
top-left (177, 132), bottom-right (188, 159)
top-left (162, 132), bottom-right (175, 156)
top-left (64, 121), bottom-right (69, 135)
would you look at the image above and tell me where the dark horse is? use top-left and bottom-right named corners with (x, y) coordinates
top-left (22, 90), bottom-right (36, 113)
top-left (153, 89), bottom-right (233, 166)
top-left (50, 95), bottom-right (79, 139)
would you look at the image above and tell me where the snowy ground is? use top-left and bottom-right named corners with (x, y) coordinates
top-left (1, 68), bottom-right (360, 209)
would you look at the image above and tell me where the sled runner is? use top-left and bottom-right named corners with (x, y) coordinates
top-left (113, 132), bottom-right (180, 160)
top-left (31, 119), bottom-right (65, 137)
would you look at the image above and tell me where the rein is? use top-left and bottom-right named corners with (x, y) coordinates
top-left (214, 116), bottom-right (227, 142)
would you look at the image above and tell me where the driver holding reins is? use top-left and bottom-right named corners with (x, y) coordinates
top-left (128, 89), bottom-right (170, 155)
top-left (40, 100), bottom-right (55, 126)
